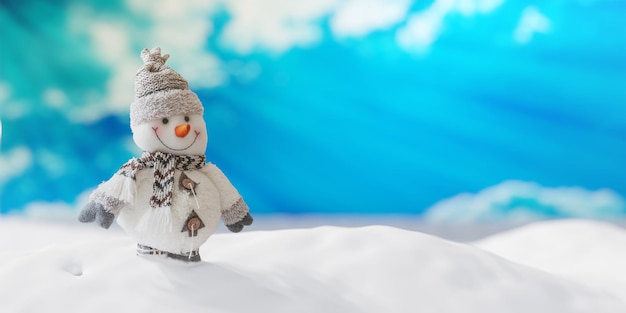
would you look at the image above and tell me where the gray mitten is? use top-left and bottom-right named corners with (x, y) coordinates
top-left (226, 213), bottom-right (253, 233)
top-left (78, 201), bottom-right (115, 229)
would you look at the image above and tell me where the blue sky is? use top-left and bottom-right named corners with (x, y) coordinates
top-left (1, 0), bottom-right (625, 221)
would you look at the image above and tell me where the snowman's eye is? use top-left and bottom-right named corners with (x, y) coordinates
top-left (162, 118), bottom-right (169, 124)
top-left (184, 116), bottom-right (190, 122)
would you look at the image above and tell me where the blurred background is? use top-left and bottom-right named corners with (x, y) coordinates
top-left (1, 0), bottom-right (625, 235)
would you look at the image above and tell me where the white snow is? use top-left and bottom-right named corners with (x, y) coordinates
top-left (0, 217), bottom-right (624, 312)
top-left (475, 219), bottom-right (626, 303)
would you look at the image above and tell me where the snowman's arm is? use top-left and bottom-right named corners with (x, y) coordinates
top-left (89, 189), bottom-right (126, 216)
top-left (89, 172), bottom-right (137, 215)
top-left (78, 171), bottom-right (137, 228)
top-left (202, 163), bottom-right (252, 230)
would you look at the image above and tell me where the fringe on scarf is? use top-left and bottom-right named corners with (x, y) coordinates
top-left (136, 205), bottom-right (173, 233)
top-left (92, 152), bottom-right (206, 233)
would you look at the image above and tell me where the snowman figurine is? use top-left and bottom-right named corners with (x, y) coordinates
top-left (78, 47), bottom-right (252, 262)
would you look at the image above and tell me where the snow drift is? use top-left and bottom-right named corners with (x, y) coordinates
top-left (475, 219), bottom-right (626, 303)
top-left (0, 219), bottom-right (623, 313)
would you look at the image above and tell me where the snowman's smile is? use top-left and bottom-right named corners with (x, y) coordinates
top-left (152, 127), bottom-right (200, 151)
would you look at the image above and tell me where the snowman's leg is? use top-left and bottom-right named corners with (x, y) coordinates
top-left (137, 244), bottom-right (201, 262)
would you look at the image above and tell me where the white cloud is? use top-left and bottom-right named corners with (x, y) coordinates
top-left (221, 0), bottom-right (502, 54)
top-left (221, 0), bottom-right (415, 53)
top-left (30, 0), bottom-right (521, 123)
top-left (455, 0), bottom-right (504, 16)
top-left (0, 100), bottom-right (31, 120)
top-left (37, 150), bottom-right (67, 178)
top-left (21, 189), bottom-right (92, 222)
top-left (89, 20), bottom-right (133, 65)
top-left (513, 6), bottom-right (550, 44)
top-left (0, 147), bottom-right (33, 186)
top-left (42, 88), bottom-right (68, 108)
top-left (220, 0), bottom-right (339, 54)
top-left (128, 0), bottom-right (225, 88)
top-left (424, 180), bottom-right (626, 223)
top-left (225, 60), bottom-right (262, 84)
top-left (64, 0), bottom-right (224, 123)
top-left (396, 0), bottom-right (505, 53)
top-left (396, 11), bottom-right (444, 53)
top-left (0, 83), bottom-right (3, 144)
top-left (21, 201), bottom-right (79, 221)
top-left (64, 5), bottom-right (138, 122)
top-left (0, 82), bottom-right (9, 103)
top-left (0, 82), bottom-right (29, 120)
top-left (330, 0), bottom-right (412, 38)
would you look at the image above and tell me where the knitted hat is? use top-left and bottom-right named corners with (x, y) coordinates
top-left (130, 47), bottom-right (204, 127)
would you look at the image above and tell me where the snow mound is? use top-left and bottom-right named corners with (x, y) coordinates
top-left (0, 220), bottom-right (623, 313)
top-left (475, 219), bottom-right (626, 302)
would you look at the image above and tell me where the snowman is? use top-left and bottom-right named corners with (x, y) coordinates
top-left (78, 47), bottom-right (252, 262)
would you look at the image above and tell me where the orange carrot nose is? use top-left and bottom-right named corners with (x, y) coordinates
top-left (175, 124), bottom-right (191, 137)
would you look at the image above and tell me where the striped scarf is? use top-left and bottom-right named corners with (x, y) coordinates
top-left (119, 151), bottom-right (206, 209)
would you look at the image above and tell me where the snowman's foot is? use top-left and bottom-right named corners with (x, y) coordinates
top-left (136, 244), bottom-right (201, 262)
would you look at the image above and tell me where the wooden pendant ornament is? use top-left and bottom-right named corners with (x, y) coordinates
top-left (179, 172), bottom-right (198, 193)
top-left (181, 210), bottom-right (205, 237)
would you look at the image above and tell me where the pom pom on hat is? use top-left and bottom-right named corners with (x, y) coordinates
top-left (130, 47), bottom-right (204, 127)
